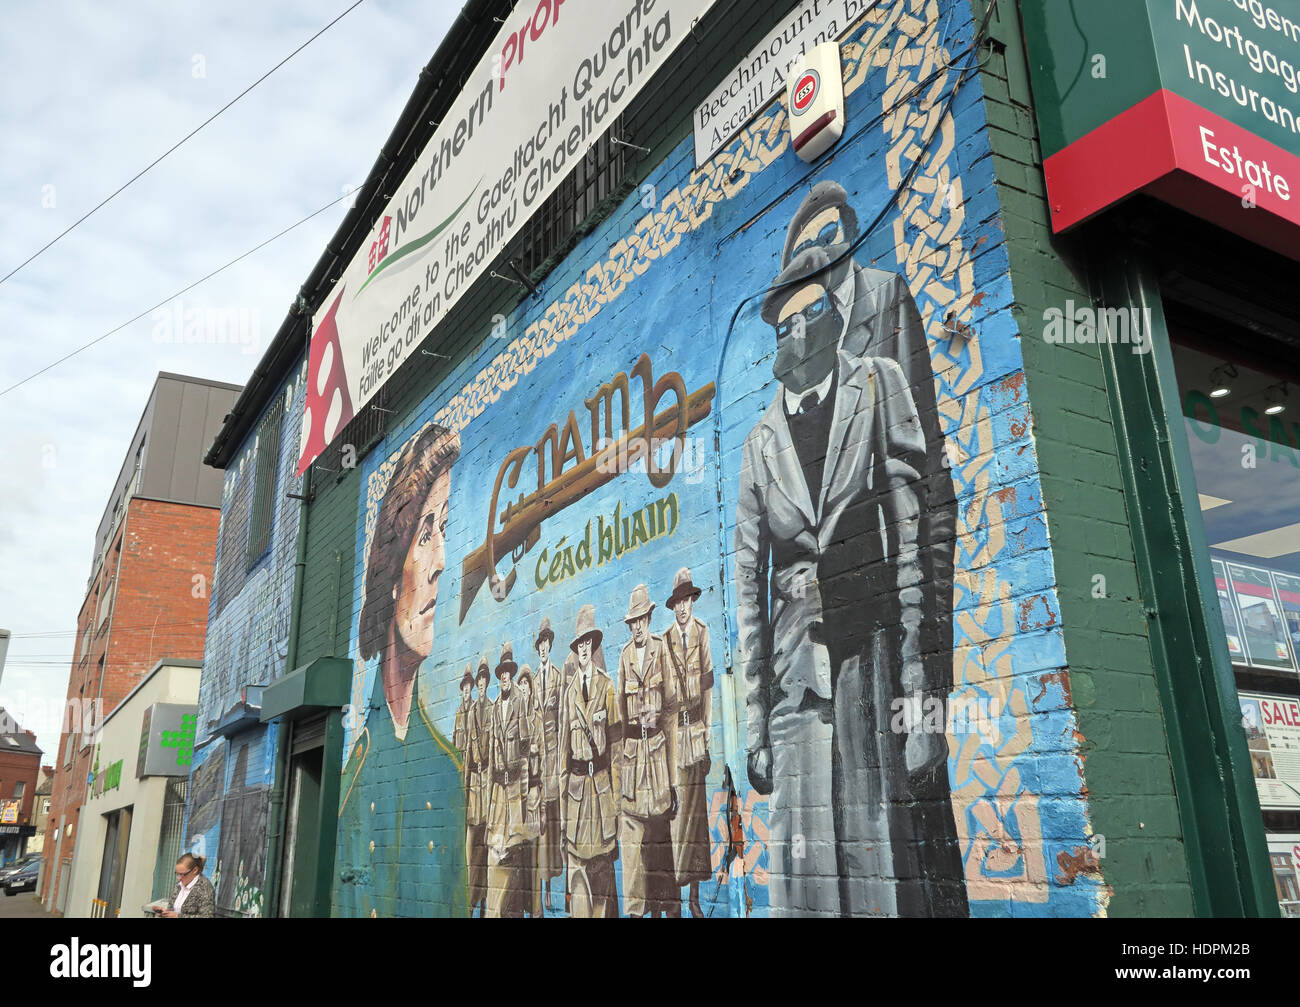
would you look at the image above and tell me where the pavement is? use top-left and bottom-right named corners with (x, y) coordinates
top-left (0, 891), bottom-right (55, 918)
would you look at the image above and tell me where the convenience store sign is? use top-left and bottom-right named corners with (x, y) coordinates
top-left (1021, 0), bottom-right (1300, 259)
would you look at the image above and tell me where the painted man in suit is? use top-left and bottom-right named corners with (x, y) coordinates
top-left (558, 604), bottom-right (621, 917)
top-left (485, 643), bottom-right (530, 917)
top-left (735, 245), bottom-right (965, 917)
top-left (662, 567), bottom-right (714, 918)
top-left (533, 617), bottom-right (565, 906)
top-left (516, 664), bottom-right (545, 916)
top-left (616, 584), bottom-right (679, 917)
top-left (466, 657), bottom-right (491, 915)
top-left (780, 182), bottom-right (966, 917)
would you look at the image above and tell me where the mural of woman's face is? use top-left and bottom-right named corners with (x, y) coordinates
top-left (392, 467), bottom-right (451, 659)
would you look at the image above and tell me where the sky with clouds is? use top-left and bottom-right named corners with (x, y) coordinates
top-left (0, 0), bottom-right (460, 759)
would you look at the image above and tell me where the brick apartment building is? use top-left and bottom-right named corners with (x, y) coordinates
top-left (29, 765), bottom-right (53, 859)
top-left (0, 710), bottom-right (42, 866)
top-left (39, 373), bottom-right (240, 914)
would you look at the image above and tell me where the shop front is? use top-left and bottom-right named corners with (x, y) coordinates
top-left (1020, 0), bottom-right (1300, 915)
top-left (63, 660), bottom-right (198, 918)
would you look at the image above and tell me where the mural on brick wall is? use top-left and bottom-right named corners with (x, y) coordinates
top-left (335, 0), bottom-right (1107, 918)
top-left (185, 372), bottom-right (305, 917)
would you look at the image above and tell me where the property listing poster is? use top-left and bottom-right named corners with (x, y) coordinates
top-left (1212, 558), bottom-right (1246, 662)
top-left (1226, 562), bottom-right (1296, 672)
top-left (1271, 571), bottom-right (1300, 666)
top-left (1239, 691), bottom-right (1300, 811)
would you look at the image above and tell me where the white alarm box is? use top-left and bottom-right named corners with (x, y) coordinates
top-left (786, 42), bottom-right (845, 162)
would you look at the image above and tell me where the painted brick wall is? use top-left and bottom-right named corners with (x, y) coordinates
top-left (970, 0), bottom-right (1194, 916)
top-left (184, 364), bottom-right (306, 918)
top-left (288, 0), bottom-right (1120, 918)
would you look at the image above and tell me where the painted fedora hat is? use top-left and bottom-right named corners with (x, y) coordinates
top-left (665, 566), bottom-right (702, 609)
top-left (535, 616), bottom-right (555, 651)
top-left (570, 604), bottom-right (603, 654)
top-left (495, 642), bottom-right (518, 678)
top-left (623, 583), bottom-right (655, 624)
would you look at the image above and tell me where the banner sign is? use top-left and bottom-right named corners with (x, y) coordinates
top-left (1021, 0), bottom-right (1300, 258)
top-left (297, 0), bottom-right (718, 473)
top-left (0, 800), bottom-right (17, 825)
top-left (1239, 691), bottom-right (1300, 810)
top-left (692, 0), bottom-right (876, 167)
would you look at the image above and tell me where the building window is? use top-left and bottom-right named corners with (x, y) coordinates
top-left (13, 781), bottom-right (24, 799)
top-left (511, 117), bottom-right (628, 278)
top-left (42, 799), bottom-right (50, 815)
top-left (246, 396), bottom-right (285, 568)
top-left (96, 579), bottom-right (114, 629)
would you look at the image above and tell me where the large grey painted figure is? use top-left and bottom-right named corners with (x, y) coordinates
top-left (736, 188), bottom-right (967, 917)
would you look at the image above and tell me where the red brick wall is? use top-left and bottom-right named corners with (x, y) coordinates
top-left (39, 497), bottom-right (219, 910)
top-left (0, 747), bottom-right (41, 824)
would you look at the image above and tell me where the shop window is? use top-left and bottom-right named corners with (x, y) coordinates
top-left (1169, 320), bottom-right (1300, 919)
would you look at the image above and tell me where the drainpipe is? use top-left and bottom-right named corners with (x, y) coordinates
top-left (263, 460), bottom-right (312, 917)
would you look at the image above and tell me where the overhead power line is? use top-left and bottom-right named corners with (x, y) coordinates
top-left (0, 188), bottom-right (354, 396)
top-left (0, 0), bottom-right (366, 288)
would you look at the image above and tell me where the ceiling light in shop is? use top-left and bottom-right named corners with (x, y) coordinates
top-left (1264, 383), bottom-right (1289, 416)
top-left (1208, 363), bottom-right (1238, 398)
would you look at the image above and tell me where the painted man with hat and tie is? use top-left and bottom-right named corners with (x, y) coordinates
top-left (616, 584), bottom-right (678, 917)
top-left (558, 604), bottom-right (621, 917)
top-left (780, 184), bottom-right (964, 918)
top-left (533, 616), bottom-right (566, 906)
top-left (662, 567), bottom-right (714, 917)
top-left (485, 642), bottom-right (530, 916)
top-left (452, 665), bottom-right (477, 844)
top-left (734, 242), bottom-right (965, 917)
top-left (515, 663), bottom-right (546, 917)
top-left (466, 655), bottom-right (492, 916)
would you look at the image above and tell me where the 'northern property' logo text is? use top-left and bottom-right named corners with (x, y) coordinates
top-left (1042, 301), bottom-right (1154, 354)
top-left (50, 940), bottom-right (151, 987)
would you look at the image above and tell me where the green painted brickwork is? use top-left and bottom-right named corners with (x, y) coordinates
top-left (971, 0), bottom-right (1194, 915)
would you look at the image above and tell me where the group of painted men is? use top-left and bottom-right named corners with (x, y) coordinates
top-left (452, 566), bottom-right (716, 917)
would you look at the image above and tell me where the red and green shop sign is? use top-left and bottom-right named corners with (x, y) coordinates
top-left (1021, 0), bottom-right (1300, 258)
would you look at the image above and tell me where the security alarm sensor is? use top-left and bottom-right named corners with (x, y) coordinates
top-left (786, 42), bottom-right (845, 162)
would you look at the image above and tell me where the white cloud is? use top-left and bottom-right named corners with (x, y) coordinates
top-left (0, 0), bottom-right (459, 757)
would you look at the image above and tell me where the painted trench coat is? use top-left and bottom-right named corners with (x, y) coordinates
top-left (734, 349), bottom-right (965, 917)
top-left (558, 666), bottom-right (621, 861)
